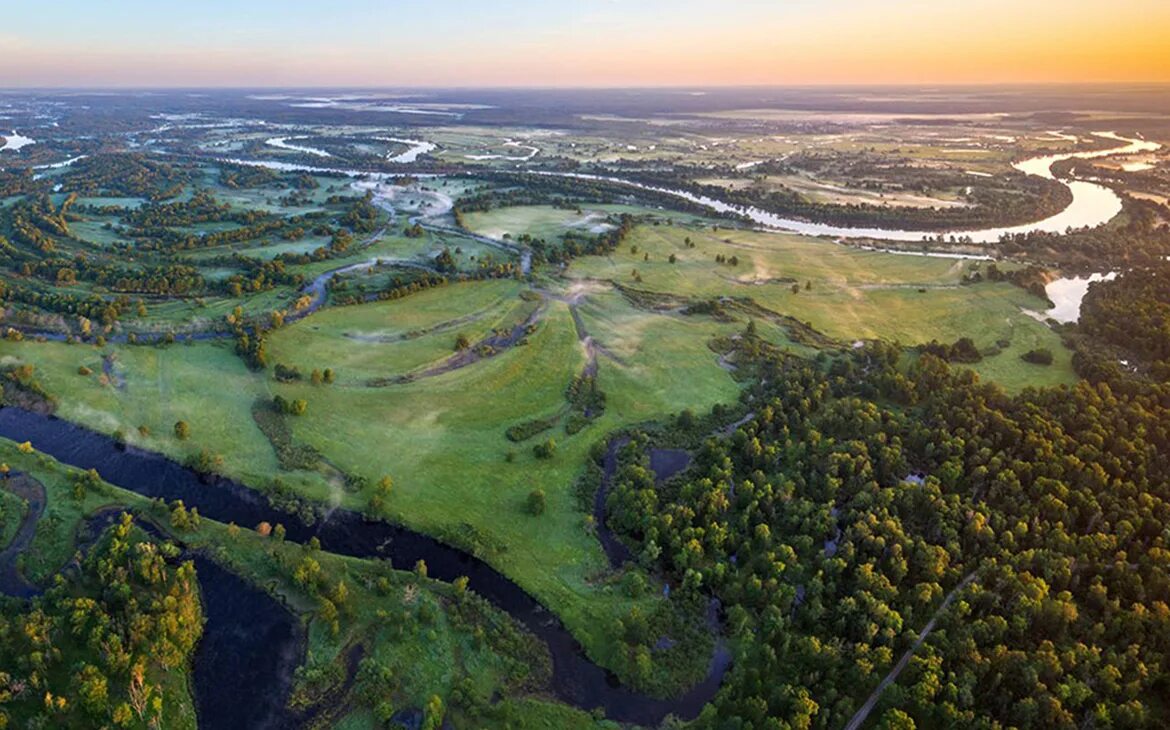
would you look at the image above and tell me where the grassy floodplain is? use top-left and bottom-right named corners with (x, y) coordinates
top-left (0, 194), bottom-right (1078, 695)
top-left (460, 203), bottom-right (706, 243)
top-left (565, 222), bottom-right (1076, 391)
top-left (0, 272), bottom-right (756, 686)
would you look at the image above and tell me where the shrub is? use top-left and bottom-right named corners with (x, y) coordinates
top-left (1021, 347), bottom-right (1054, 365)
top-left (506, 415), bottom-right (558, 442)
top-left (274, 363), bottom-right (302, 382)
top-left (533, 438), bottom-right (557, 459)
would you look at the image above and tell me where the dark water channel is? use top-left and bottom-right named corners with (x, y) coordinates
top-left (0, 406), bottom-right (728, 727)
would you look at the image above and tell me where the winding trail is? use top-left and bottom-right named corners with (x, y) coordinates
top-left (842, 571), bottom-right (978, 730)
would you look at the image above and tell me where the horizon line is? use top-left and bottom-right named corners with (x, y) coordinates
top-left (4, 80), bottom-right (1170, 92)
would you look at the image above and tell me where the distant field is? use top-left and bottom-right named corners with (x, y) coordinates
top-left (565, 223), bottom-right (1075, 391)
top-left (461, 203), bottom-right (707, 244)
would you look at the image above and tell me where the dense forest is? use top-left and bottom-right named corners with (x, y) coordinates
top-left (996, 199), bottom-right (1170, 269)
top-left (606, 264), bottom-right (1170, 729)
top-left (0, 513), bottom-right (203, 729)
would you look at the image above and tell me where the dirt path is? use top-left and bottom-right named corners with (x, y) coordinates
top-left (842, 571), bottom-right (978, 730)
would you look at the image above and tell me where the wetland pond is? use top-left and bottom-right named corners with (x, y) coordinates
top-left (1043, 272), bottom-right (1117, 324)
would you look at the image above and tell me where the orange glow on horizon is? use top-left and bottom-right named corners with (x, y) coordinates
top-left (1, 0), bottom-right (1168, 87)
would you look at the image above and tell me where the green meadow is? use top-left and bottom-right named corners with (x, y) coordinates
top-left (566, 223), bottom-right (1075, 391)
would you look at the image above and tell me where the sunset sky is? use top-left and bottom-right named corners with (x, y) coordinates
top-left (3, 0), bottom-right (1169, 87)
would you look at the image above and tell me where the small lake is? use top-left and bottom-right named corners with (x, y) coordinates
top-left (0, 130), bottom-right (35, 152)
top-left (1044, 272), bottom-right (1117, 323)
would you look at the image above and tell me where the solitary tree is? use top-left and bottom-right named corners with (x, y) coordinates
top-left (528, 489), bottom-right (547, 515)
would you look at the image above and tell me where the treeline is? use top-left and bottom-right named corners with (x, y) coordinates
top-left (3, 195), bottom-right (74, 254)
top-left (62, 153), bottom-right (191, 200)
top-left (218, 162), bottom-right (280, 189)
top-left (519, 213), bottom-right (638, 267)
top-left (0, 168), bottom-right (45, 198)
top-left (453, 172), bottom-right (727, 225)
top-left (339, 193), bottom-right (380, 234)
top-left (606, 268), bottom-right (1170, 728)
top-left (328, 269), bottom-right (525, 308)
top-left (119, 191), bottom-right (271, 229)
top-left (0, 274), bottom-right (128, 325)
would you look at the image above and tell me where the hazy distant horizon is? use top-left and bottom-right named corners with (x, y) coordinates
top-left (4, 82), bottom-right (1170, 91)
top-left (4, 0), bottom-right (1169, 88)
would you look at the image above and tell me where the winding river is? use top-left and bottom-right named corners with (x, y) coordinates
top-left (0, 406), bottom-right (729, 727)
top-left (538, 131), bottom-right (1160, 243)
top-left (265, 136), bottom-right (333, 158)
top-left (224, 130), bottom-right (1158, 246)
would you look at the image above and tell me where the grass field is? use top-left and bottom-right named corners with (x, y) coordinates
top-left (576, 289), bottom-right (744, 421)
top-left (1, 279), bottom-right (747, 685)
top-left (1, 339), bottom-right (278, 485)
top-left (462, 204), bottom-right (708, 244)
top-left (183, 518), bottom-right (547, 725)
top-left (0, 438), bottom-right (151, 582)
top-left (565, 223), bottom-right (1076, 391)
top-left (0, 481), bottom-right (28, 551)
top-left (267, 279), bottom-right (528, 384)
top-left (271, 303), bottom-right (648, 653)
